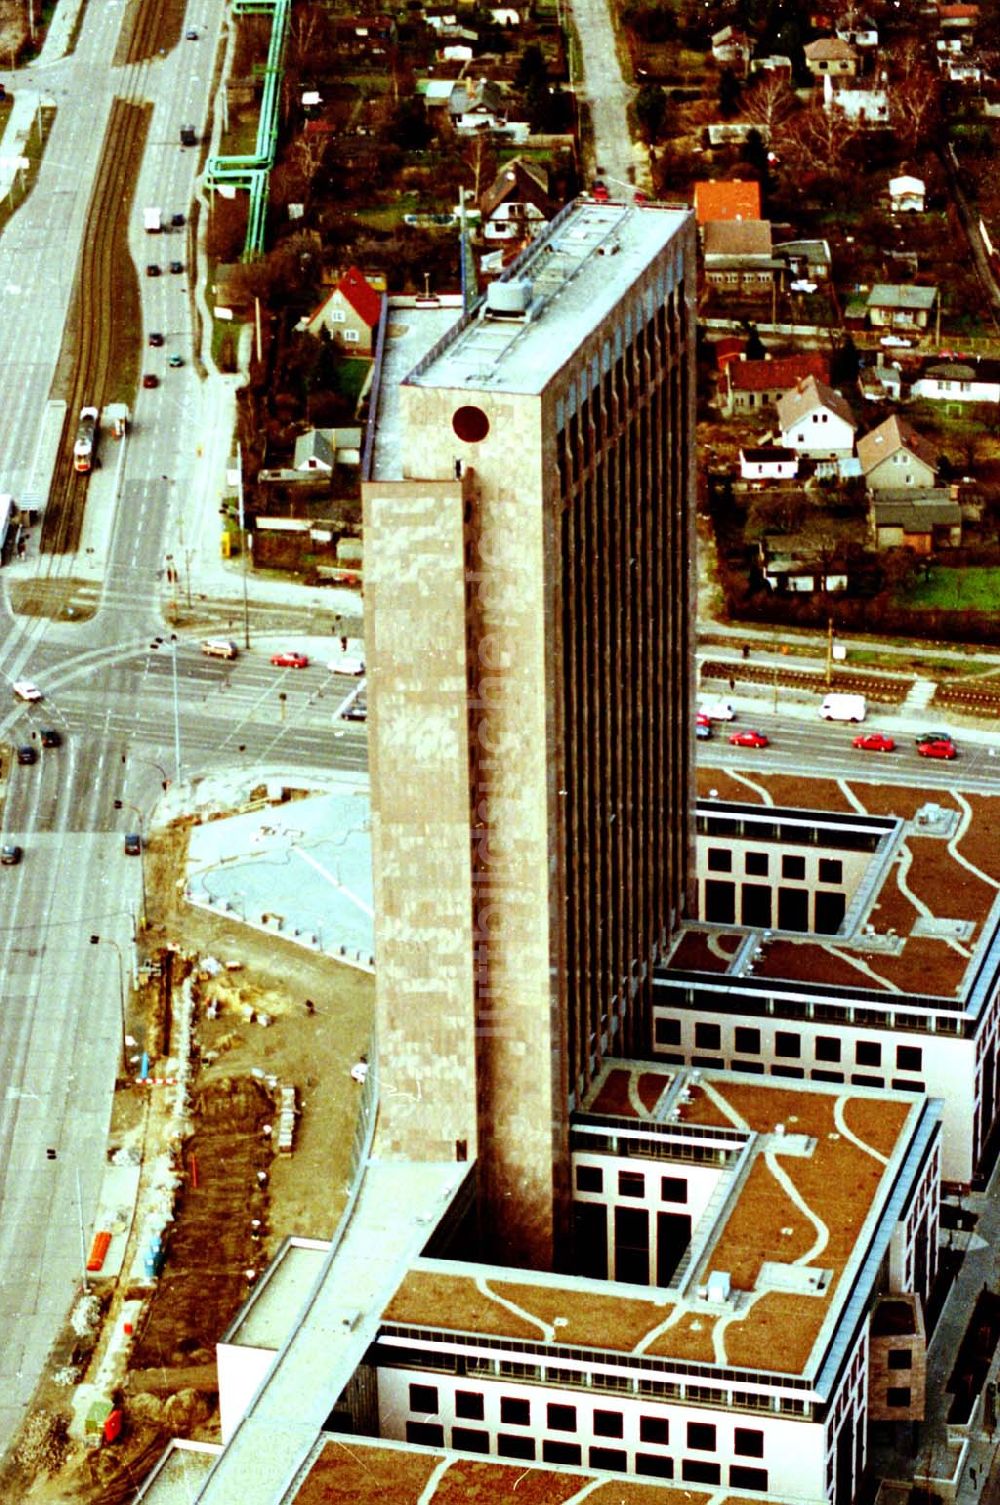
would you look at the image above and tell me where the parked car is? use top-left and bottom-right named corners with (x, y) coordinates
top-left (185, 27), bottom-right (198, 38)
top-left (915, 731), bottom-right (952, 746)
top-left (327, 656), bottom-right (365, 677)
top-left (696, 721), bottom-right (712, 741)
top-left (917, 738), bottom-right (957, 760)
top-left (12, 680), bottom-right (42, 701)
top-left (16, 745), bottom-right (37, 765)
top-left (1, 844), bottom-right (22, 866)
top-left (169, 260), bottom-right (184, 274)
top-left (124, 833), bottom-right (142, 856)
top-left (168, 353), bottom-right (184, 368)
top-left (145, 263), bottom-right (161, 277)
top-left (40, 729), bottom-right (61, 748)
top-left (270, 651), bottom-right (309, 669)
top-left (729, 729), bottom-right (769, 749)
top-left (142, 373), bottom-right (158, 389)
top-left (700, 699), bottom-right (736, 722)
top-left (853, 732), bottom-right (896, 753)
top-left (171, 211), bottom-right (185, 226)
top-left (148, 331), bottom-right (164, 347)
top-left (343, 695), bottom-right (367, 722)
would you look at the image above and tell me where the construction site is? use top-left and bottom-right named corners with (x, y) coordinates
top-left (0, 798), bottom-right (374, 1504)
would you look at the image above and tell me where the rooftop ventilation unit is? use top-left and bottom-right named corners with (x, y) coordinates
top-left (485, 279), bottom-right (532, 318)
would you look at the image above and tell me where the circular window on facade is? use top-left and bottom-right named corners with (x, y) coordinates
top-left (452, 405), bottom-right (490, 443)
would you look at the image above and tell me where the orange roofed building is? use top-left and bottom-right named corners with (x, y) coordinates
top-left (303, 265), bottom-right (384, 353)
top-left (693, 179), bottom-right (762, 225)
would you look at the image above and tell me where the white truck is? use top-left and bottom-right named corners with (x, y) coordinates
top-left (820, 692), bottom-right (866, 723)
top-left (143, 206), bottom-right (163, 233)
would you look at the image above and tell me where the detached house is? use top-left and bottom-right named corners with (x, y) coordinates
top-left (479, 158), bottom-right (555, 243)
top-left (448, 78), bottom-right (507, 133)
top-left (911, 358), bottom-right (1000, 404)
top-left (702, 220), bottom-right (780, 294)
top-left (711, 25), bottom-right (750, 69)
top-left (804, 36), bottom-right (858, 76)
top-left (867, 284), bottom-right (937, 332)
top-left (303, 266), bottom-right (383, 354)
top-left (889, 175), bottom-right (926, 213)
top-left (722, 352), bottom-right (830, 415)
top-left (777, 375), bottom-right (857, 458)
top-left (836, 16), bottom-right (878, 47)
top-left (693, 179), bottom-right (761, 226)
top-left (857, 414), bottom-right (938, 493)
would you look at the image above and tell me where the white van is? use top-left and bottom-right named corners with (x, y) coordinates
top-left (820, 692), bottom-right (866, 723)
top-left (201, 638), bottom-right (238, 660)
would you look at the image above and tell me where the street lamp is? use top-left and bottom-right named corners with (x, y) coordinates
top-left (114, 799), bottom-right (147, 928)
top-left (89, 934), bottom-right (128, 1077)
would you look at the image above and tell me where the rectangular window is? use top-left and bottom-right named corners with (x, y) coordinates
top-left (661, 1176), bottom-right (687, 1204)
top-left (735, 1026), bottom-right (760, 1054)
top-left (329, 308), bottom-right (346, 322)
top-left (775, 1031), bottom-right (801, 1058)
top-left (734, 1427), bottom-right (764, 1457)
top-left (888, 1349), bottom-right (913, 1370)
top-left (695, 1022), bottom-right (721, 1050)
top-left (655, 1017), bottom-right (681, 1046)
top-left (618, 1170), bottom-right (645, 1199)
top-left (501, 1396), bottom-right (530, 1426)
top-left (816, 1036), bottom-right (841, 1062)
top-left (641, 1416), bottom-right (670, 1444)
top-left (406, 1421), bottom-right (443, 1446)
top-left (683, 1460), bottom-right (721, 1484)
top-left (782, 854), bottom-right (806, 879)
top-left (499, 1434), bottom-right (535, 1459)
top-left (455, 1391), bottom-right (484, 1420)
top-left (594, 1410), bottom-right (624, 1437)
top-left (707, 847), bottom-right (732, 872)
top-left (547, 1402), bottom-right (577, 1432)
top-left (856, 1040), bottom-right (882, 1067)
top-left (637, 1454), bottom-right (675, 1478)
top-left (730, 1465), bottom-right (769, 1490)
top-left (818, 858), bottom-right (843, 884)
top-left (591, 1446), bottom-right (627, 1470)
top-left (772, 1065), bottom-right (804, 1079)
top-left (409, 1383), bottom-right (438, 1414)
top-left (452, 1426), bottom-right (489, 1453)
top-left (887, 1388), bottom-right (912, 1408)
top-left (543, 1440), bottom-right (582, 1465)
top-left (896, 1045), bottom-right (922, 1072)
top-left (343, 328), bottom-right (361, 343)
top-left (852, 1073), bottom-right (883, 1088)
top-left (687, 1421), bottom-right (716, 1451)
top-left (576, 1164), bottom-right (603, 1193)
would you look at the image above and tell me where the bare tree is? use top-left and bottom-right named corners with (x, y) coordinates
top-left (785, 100), bottom-right (861, 180)
top-left (887, 41), bottom-right (942, 152)
top-left (741, 75), bottom-right (798, 148)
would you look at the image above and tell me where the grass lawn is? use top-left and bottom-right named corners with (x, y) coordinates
top-left (896, 566), bottom-right (1000, 610)
top-left (333, 357), bottom-right (372, 406)
top-left (353, 194), bottom-right (420, 229)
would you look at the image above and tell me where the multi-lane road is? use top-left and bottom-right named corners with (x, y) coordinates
top-left (696, 707), bottom-right (1000, 794)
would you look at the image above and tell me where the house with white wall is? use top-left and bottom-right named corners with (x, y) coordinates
top-left (777, 376), bottom-right (857, 458)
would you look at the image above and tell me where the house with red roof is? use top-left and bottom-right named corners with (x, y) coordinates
top-left (692, 179), bottom-right (761, 226)
top-left (304, 266), bottom-right (384, 354)
top-left (721, 352), bottom-right (830, 415)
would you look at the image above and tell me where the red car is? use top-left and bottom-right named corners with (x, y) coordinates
top-left (142, 373), bottom-right (158, 389)
top-left (853, 732), bottom-right (896, 753)
top-left (917, 738), bottom-right (957, 760)
top-left (270, 651), bottom-right (309, 669)
top-left (729, 729), bottom-right (769, 749)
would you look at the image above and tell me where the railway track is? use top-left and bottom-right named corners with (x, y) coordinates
top-left (39, 0), bottom-right (182, 564)
top-left (700, 659), bottom-right (914, 706)
top-left (41, 96), bottom-right (150, 557)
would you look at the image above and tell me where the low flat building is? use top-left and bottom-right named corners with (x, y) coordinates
top-left (870, 491), bottom-right (962, 551)
top-left (655, 792), bottom-right (1000, 1186)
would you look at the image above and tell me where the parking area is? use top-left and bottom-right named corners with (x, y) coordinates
top-left (184, 784), bottom-right (373, 968)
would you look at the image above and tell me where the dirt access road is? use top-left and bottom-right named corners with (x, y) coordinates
top-left (2, 813), bottom-right (374, 1504)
